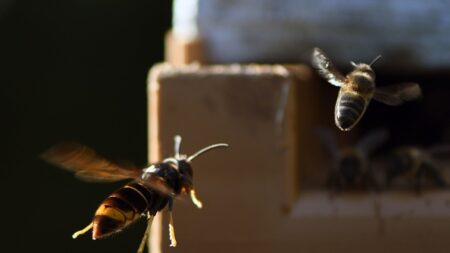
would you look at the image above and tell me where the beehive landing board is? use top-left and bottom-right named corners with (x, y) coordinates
top-left (147, 63), bottom-right (450, 253)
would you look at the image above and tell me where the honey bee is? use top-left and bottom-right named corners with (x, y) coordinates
top-left (41, 136), bottom-right (228, 253)
top-left (385, 145), bottom-right (450, 193)
top-left (317, 127), bottom-right (389, 193)
top-left (311, 47), bottom-right (422, 131)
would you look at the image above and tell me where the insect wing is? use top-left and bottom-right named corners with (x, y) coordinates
top-left (428, 144), bottom-right (450, 157)
top-left (74, 169), bottom-right (139, 183)
top-left (373, 83), bottom-right (422, 106)
top-left (40, 142), bottom-right (141, 183)
top-left (356, 128), bottom-right (389, 155)
top-left (140, 173), bottom-right (176, 197)
top-left (316, 127), bottom-right (340, 158)
top-left (428, 144), bottom-right (450, 168)
top-left (311, 47), bottom-right (345, 87)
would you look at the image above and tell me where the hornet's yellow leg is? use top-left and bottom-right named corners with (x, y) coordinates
top-left (72, 223), bottom-right (93, 239)
top-left (168, 211), bottom-right (177, 247)
top-left (190, 189), bottom-right (203, 209)
top-left (137, 214), bottom-right (154, 253)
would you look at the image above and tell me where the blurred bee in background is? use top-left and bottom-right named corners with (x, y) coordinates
top-left (317, 127), bottom-right (389, 194)
top-left (384, 144), bottom-right (450, 193)
top-left (311, 47), bottom-right (422, 131)
top-left (41, 136), bottom-right (228, 253)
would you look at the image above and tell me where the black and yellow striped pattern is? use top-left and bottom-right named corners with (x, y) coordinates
top-left (335, 92), bottom-right (367, 131)
top-left (91, 162), bottom-right (180, 239)
top-left (92, 181), bottom-right (160, 239)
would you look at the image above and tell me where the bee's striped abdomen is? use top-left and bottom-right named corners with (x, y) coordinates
top-left (92, 181), bottom-right (154, 239)
top-left (335, 92), bottom-right (367, 131)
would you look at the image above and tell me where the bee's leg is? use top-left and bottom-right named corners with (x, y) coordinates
top-left (326, 171), bottom-right (340, 199)
top-left (365, 170), bottom-right (380, 192)
top-left (424, 163), bottom-right (447, 188)
top-left (168, 200), bottom-right (177, 247)
top-left (385, 173), bottom-right (394, 188)
top-left (72, 223), bottom-right (93, 239)
top-left (137, 213), bottom-right (154, 253)
top-left (414, 166), bottom-right (426, 194)
top-left (190, 189), bottom-right (203, 209)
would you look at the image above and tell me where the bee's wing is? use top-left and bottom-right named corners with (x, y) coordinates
top-left (40, 142), bottom-right (141, 183)
top-left (356, 128), bottom-right (389, 155)
top-left (427, 144), bottom-right (450, 167)
top-left (428, 144), bottom-right (450, 156)
top-left (316, 127), bottom-right (339, 158)
top-left (373, 83), bottom-right (422, 106)
top-left (311, 47), bottom-right (345, 87)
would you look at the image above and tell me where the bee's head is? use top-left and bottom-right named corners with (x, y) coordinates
top-left (350, 55), bottom-right (381, 77)
top-left (350, 61), bottom-right (375, 74)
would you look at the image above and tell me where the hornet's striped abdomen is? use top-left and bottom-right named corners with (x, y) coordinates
top-left (334, 91), bottom-right (368, 131)
top-left (92, 181), bottom-right (161, 239)
top-left (41, 136), bottom-right (229, 252)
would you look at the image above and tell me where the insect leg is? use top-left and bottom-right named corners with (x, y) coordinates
top-left (414, 166), bottom-right (426, 194)
top-left (190, 189), bottom-right (203, 209)
top-left (168, 200), bottom-right (177, 247)
top-left (137, 213), bottom-right (154, 253)
top-left (72, 223), bottom-right (93, 239)
top-left (364, 168), bottom-right (380, 192)
top-left (423, 163), bottom-right (447, 188)
top-left (326, 170), bottom-right (341, 198)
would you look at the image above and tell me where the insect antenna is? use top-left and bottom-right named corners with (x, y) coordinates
top-left (369, 55), bottom-right (382, 66)
top-left (187, 143), bottom-right (229, 162)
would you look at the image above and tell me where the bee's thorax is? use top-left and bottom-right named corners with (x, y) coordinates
top-left (346, 64), bottom-right (376, 95)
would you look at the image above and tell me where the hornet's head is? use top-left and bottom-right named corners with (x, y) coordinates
top-left (169, 135), bottom-right (228, 197)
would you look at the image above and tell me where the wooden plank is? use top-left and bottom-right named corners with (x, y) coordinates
top-left (147, 63), bottom-right (307, 251)
top-left (165, 30), bottom-right (205, 66)
top-left (148, 65), bottom-right (163, 253)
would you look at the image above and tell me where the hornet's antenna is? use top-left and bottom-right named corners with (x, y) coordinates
top-left (174, 135), bottom-right (182, 159)
top-left (187, 143), bottom-right (229, 162)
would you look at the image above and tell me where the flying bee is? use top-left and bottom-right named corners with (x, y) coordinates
top-left (41, 136), bottom-right (228, 253)
top-left (311, 47), bottom-right (422, 131)
top-left (317, 127), bottom-right (389, 193)
top-left (385, 144), bottom-right (450, 193)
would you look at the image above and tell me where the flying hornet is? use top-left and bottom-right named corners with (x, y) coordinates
top-left (41, 136), bottom-right (228, 253)
top-left (311, 47), bottom-right (422, 131)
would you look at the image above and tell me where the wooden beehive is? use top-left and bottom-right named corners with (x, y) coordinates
top-left (146, 1), bottom-right (450, 252)
top-left (147, 63), bottom-right (450, 253)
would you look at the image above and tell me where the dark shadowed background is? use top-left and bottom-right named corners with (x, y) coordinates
top-left (0, 1), bottom-right (171, 252)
